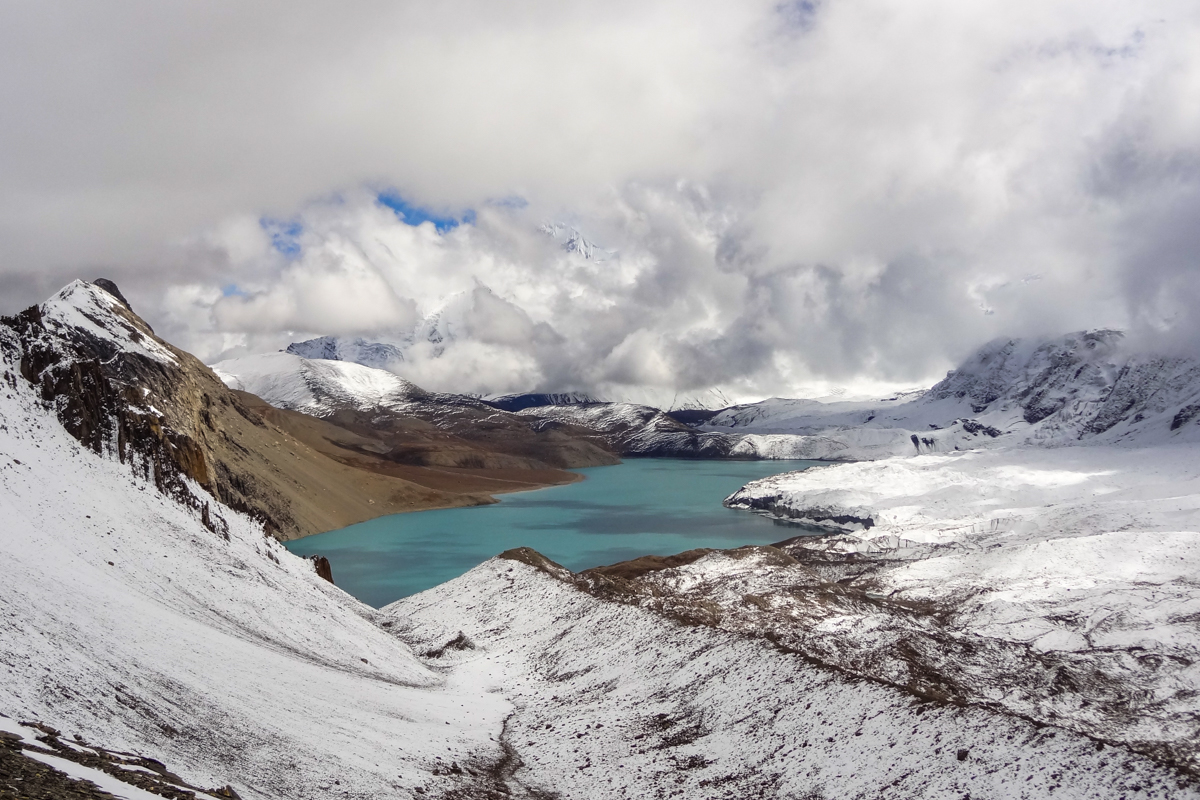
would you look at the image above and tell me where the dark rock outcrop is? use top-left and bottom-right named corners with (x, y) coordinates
top-left (310, 555), bottom-right (334, 584)
top-left (91, 278), bottom-right (135, 315)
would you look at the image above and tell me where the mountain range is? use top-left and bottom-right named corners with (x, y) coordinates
top-left (2, 279), bottom-right (1198, 798)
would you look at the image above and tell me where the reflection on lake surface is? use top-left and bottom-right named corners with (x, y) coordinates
top-left (284, 458), bottom-right (826, 607)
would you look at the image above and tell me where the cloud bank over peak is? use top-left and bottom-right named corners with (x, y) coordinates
top-left (2, 1), bottom-right (1200, 399)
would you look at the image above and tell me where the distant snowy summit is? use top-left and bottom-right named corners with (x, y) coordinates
top-left (285, 335), bottom-right (407, 372)
top-left (539, 221), bottom-right (612, 261)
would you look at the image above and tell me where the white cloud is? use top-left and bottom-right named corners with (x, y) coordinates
top-left (2, 1), bottom-right (1199, 398)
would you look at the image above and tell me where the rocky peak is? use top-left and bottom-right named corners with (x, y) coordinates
top-left (91, 277), bottom-right (135, 314)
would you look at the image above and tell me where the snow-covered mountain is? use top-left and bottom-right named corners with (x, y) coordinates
top-left (3, 281), bottom-right (1198, 797)
top-left (703, 330), bottom-right (1200, 459)
top-left (0, 280), bottom-right (474, 540)
top-left (226, 328), bottom-right (1200, 464)
top-left (539, 221), bottom-right (612, 260)
top-left (213, 352), bottom-right (619, 471)
top-left (285, 334), bottom-right (408, 372)
top-left (215, 351), bottom-right (432, 417)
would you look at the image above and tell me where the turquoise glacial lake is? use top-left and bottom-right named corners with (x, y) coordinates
top-left (285, 458), bottom-right (825, 607)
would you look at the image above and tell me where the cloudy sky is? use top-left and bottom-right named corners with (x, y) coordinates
top-left (2, 1), bottom-right (1199, 400)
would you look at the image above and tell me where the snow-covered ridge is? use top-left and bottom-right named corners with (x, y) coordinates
top-left (704, 330), bottom-right (1200, 456)
top-left (483, 391), bottom-right (601, 411)
top-left (390, 554), bottom-right (1198, 799)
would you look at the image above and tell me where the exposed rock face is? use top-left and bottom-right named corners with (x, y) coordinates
top-left (90, 278), bottom-right (135, 315)
top-left (310, 555), bottom-right (334, 584)
top-left (0, 281), bottom-right (489, 540)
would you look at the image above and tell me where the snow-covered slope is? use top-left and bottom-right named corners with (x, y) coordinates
top-left (0, 297), bottom-right (514, 799)
top-left (390, 553), bottom-right (1197, 799)
top-left (716, 444), bottom-right (1200, 770)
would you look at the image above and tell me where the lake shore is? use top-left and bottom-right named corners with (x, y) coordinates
top-left (284, 458), bottom-right (823, 605)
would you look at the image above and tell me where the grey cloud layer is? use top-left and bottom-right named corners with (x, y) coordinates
top-left (2, 1), bottom-right (1198, 398)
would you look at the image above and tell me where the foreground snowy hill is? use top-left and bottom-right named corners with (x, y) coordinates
top-left (391, 552), bottom-right (1197, 799)
top-left (0, 287), bottom-right (514, 797)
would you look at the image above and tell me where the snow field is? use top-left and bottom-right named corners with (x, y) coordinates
top-left (393, 558), bottom-right (1196, 799)
top-left (727, 445), bottom-right (1200, 759)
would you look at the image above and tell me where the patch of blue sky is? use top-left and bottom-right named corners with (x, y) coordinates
top-left (260, 217), bottom-right (304, 258)
top-left (221, 284), bottom-right (248, 298)
top-left (376, 191), bottom-right (474, 233)
top-left (777, 0), bottom-right (820, 32)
